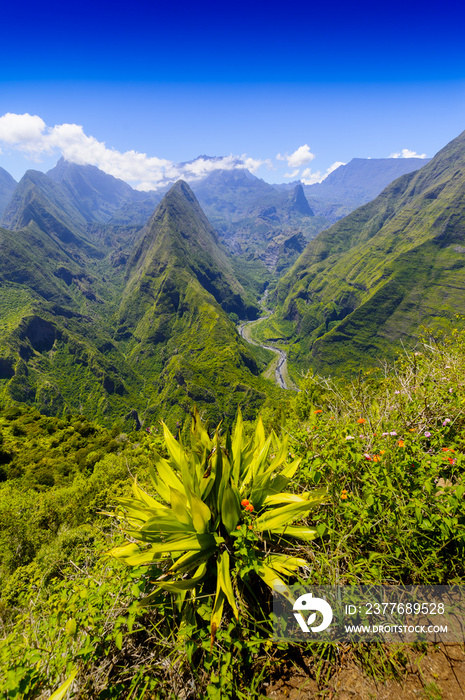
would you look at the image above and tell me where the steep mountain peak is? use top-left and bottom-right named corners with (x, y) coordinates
top-left (46, 158), bottom-right (143, 223)
top-left (121, 180), bottom-right (257, 331)
top-left (165, 178), bottom-right (200, 208)
top-left (287, 183), bottom-right (314, 216)
top-left (0, 169), bottom-right (100, 259)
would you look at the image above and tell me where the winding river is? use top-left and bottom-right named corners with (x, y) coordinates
top-left (237, 293), bottom-right (294, 391)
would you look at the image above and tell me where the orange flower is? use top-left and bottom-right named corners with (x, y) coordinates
top-left (379, 450), bottom-right (385, 455)
top-left (314, 409), bottom-right (323, 414)
top-left (246, 503), bottom-right (254, 512)
top-left (341, 489), bottom-right (348, 500)
top-left (357, 418), bottom-right (366, 424)
top-left (241, 499), bottom-right (249, 507)
top-left (398, 440), bottom-right (405, 447)
top-left (372, 455), bottom-right (380, 462)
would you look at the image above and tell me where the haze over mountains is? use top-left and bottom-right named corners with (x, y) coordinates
top-left (1, 137), bottom-right (456, 427)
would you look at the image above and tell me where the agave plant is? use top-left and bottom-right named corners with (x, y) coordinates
top-left (109, 409), bottom-right (326, 641)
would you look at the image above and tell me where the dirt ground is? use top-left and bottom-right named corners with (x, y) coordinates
top-left (263, 644), bottom-right (465, 699)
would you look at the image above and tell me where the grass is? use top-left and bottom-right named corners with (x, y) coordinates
top-left (0, 328), bottom-right (464, 698)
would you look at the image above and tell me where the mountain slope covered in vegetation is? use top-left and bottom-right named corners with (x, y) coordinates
top-left (267, 129), bottom-right (465, 376)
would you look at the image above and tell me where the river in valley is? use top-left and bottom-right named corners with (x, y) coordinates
top-left (237, 293), bottom-right (295, 391)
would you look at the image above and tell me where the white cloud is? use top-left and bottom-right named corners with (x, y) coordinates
top-left (277, 144), bottom-right (316, 169)
top-left (0, 112), bottom-right (271, 190)
top-left (326, 161), bottom-right (345, 175)
top-left (0, 113), bottom-right (47, 148)
top-left (284, 169), bottom-right (300, 179)
top-left (390, 148), bottom-right (427, 159)
top-left (242, 155), bottom-right (273, 173)
top-left (301, 161), bottom-right (345, 185)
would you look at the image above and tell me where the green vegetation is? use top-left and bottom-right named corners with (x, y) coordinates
top-left (110, 408), bottom-right (325, 642)
top-left (271, 128), bottom-right (465, 377)
top-left (2, 138), bottom-right (465, 696)
top-left (0, 179), bottom-right (281, 427)
top-left (1, 329), bottom-right (464, 697)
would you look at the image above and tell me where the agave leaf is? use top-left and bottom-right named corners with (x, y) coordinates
top-left (132, 478), bottom-right (161, 509)
top-left (263, 492), bottom-right (314, 506)
top-left (147, 463), bottom-right (171, 502)
top-left (210, 588), bottom-right (225, 647)
top-left (264, 553), bottom-right (307, 576)
top-left (231, 407), bottom-right (244, 472)
top-left (268, 458), bottom-right (302, 495)
top-left (256, 562), bottom-right (293, 600)
top-left (241, 434), bottom-right (273, 490)
top-left (109, 541), bottom-right (167, 565)
top-left (207, 435), bottom-right (224, 508)
top-left (169, 487), bottom-right (193, 527)
top-left (163, 422), bottom-right (190, 475)
top-left (112, 500), bottom-right (166, 525)
top-left (274, 525), bottom-right (318, 542)
top-left (218, 550), bottom-right (238, 619)
top-left (123, 533), bottom-right (216, 556)
top-left (190, 407), bottom-right (212, 452)
top-left (156, 561), bottom-right (208, 592)
top-left (217, 449), bottom-right (232, 514)
top-left (153, 453), bottom-right (185, 497)
top-left (48, 668), bottom-right (78, 700)
top-left (108, 542), bottom-right (142, 560)
top-left (255, 496), bottom-right (326, 532)
top-left (169, 547), bottom-right (216, 574)
top-left (188, 488), bottom-right (212, 533)
top-left (137, 514), bottom-right (196, 536)
top-left (249, 455), bottom-right (289, 508)
top-left (253, 415), bottom-right (266, 452)
top-left (221, 482), bottom-right (241, 534)
top-left (190, 451), bottom-right (203, 497)
top-left (268, 433), bottom-right (289, 471)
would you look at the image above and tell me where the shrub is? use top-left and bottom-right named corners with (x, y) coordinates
top-left (109, 408), bottom-right (327, 642)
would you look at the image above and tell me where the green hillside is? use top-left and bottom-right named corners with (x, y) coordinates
top-left (117, 181), bottom-right (276, 425)
top-left (269, 129), bottom-right (465, 376)
top-left (0, 178), bottom-right (278, 428)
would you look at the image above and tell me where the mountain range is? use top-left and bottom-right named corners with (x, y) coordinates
top-left (0, 173), bottom-right (275, 428)
top-left (1, 139), bottom-right (455, 426)
top-left (266, 130), bottom-right (465, 376)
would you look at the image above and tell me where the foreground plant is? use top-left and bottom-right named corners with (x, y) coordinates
top-left (109, 408), bottom-right (326, 640)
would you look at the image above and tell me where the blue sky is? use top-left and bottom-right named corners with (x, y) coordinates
top-left (0, 0), bottom-right (464, 188)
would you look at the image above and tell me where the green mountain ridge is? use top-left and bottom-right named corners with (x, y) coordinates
top-left (1, 170), bottom-right (99, 260)
top-left (270, 129), bottom-right (465, 375)
top-left (116, 181), bottom-right (274, 424)
top-left (0, 178), bottom-right (276, 427)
